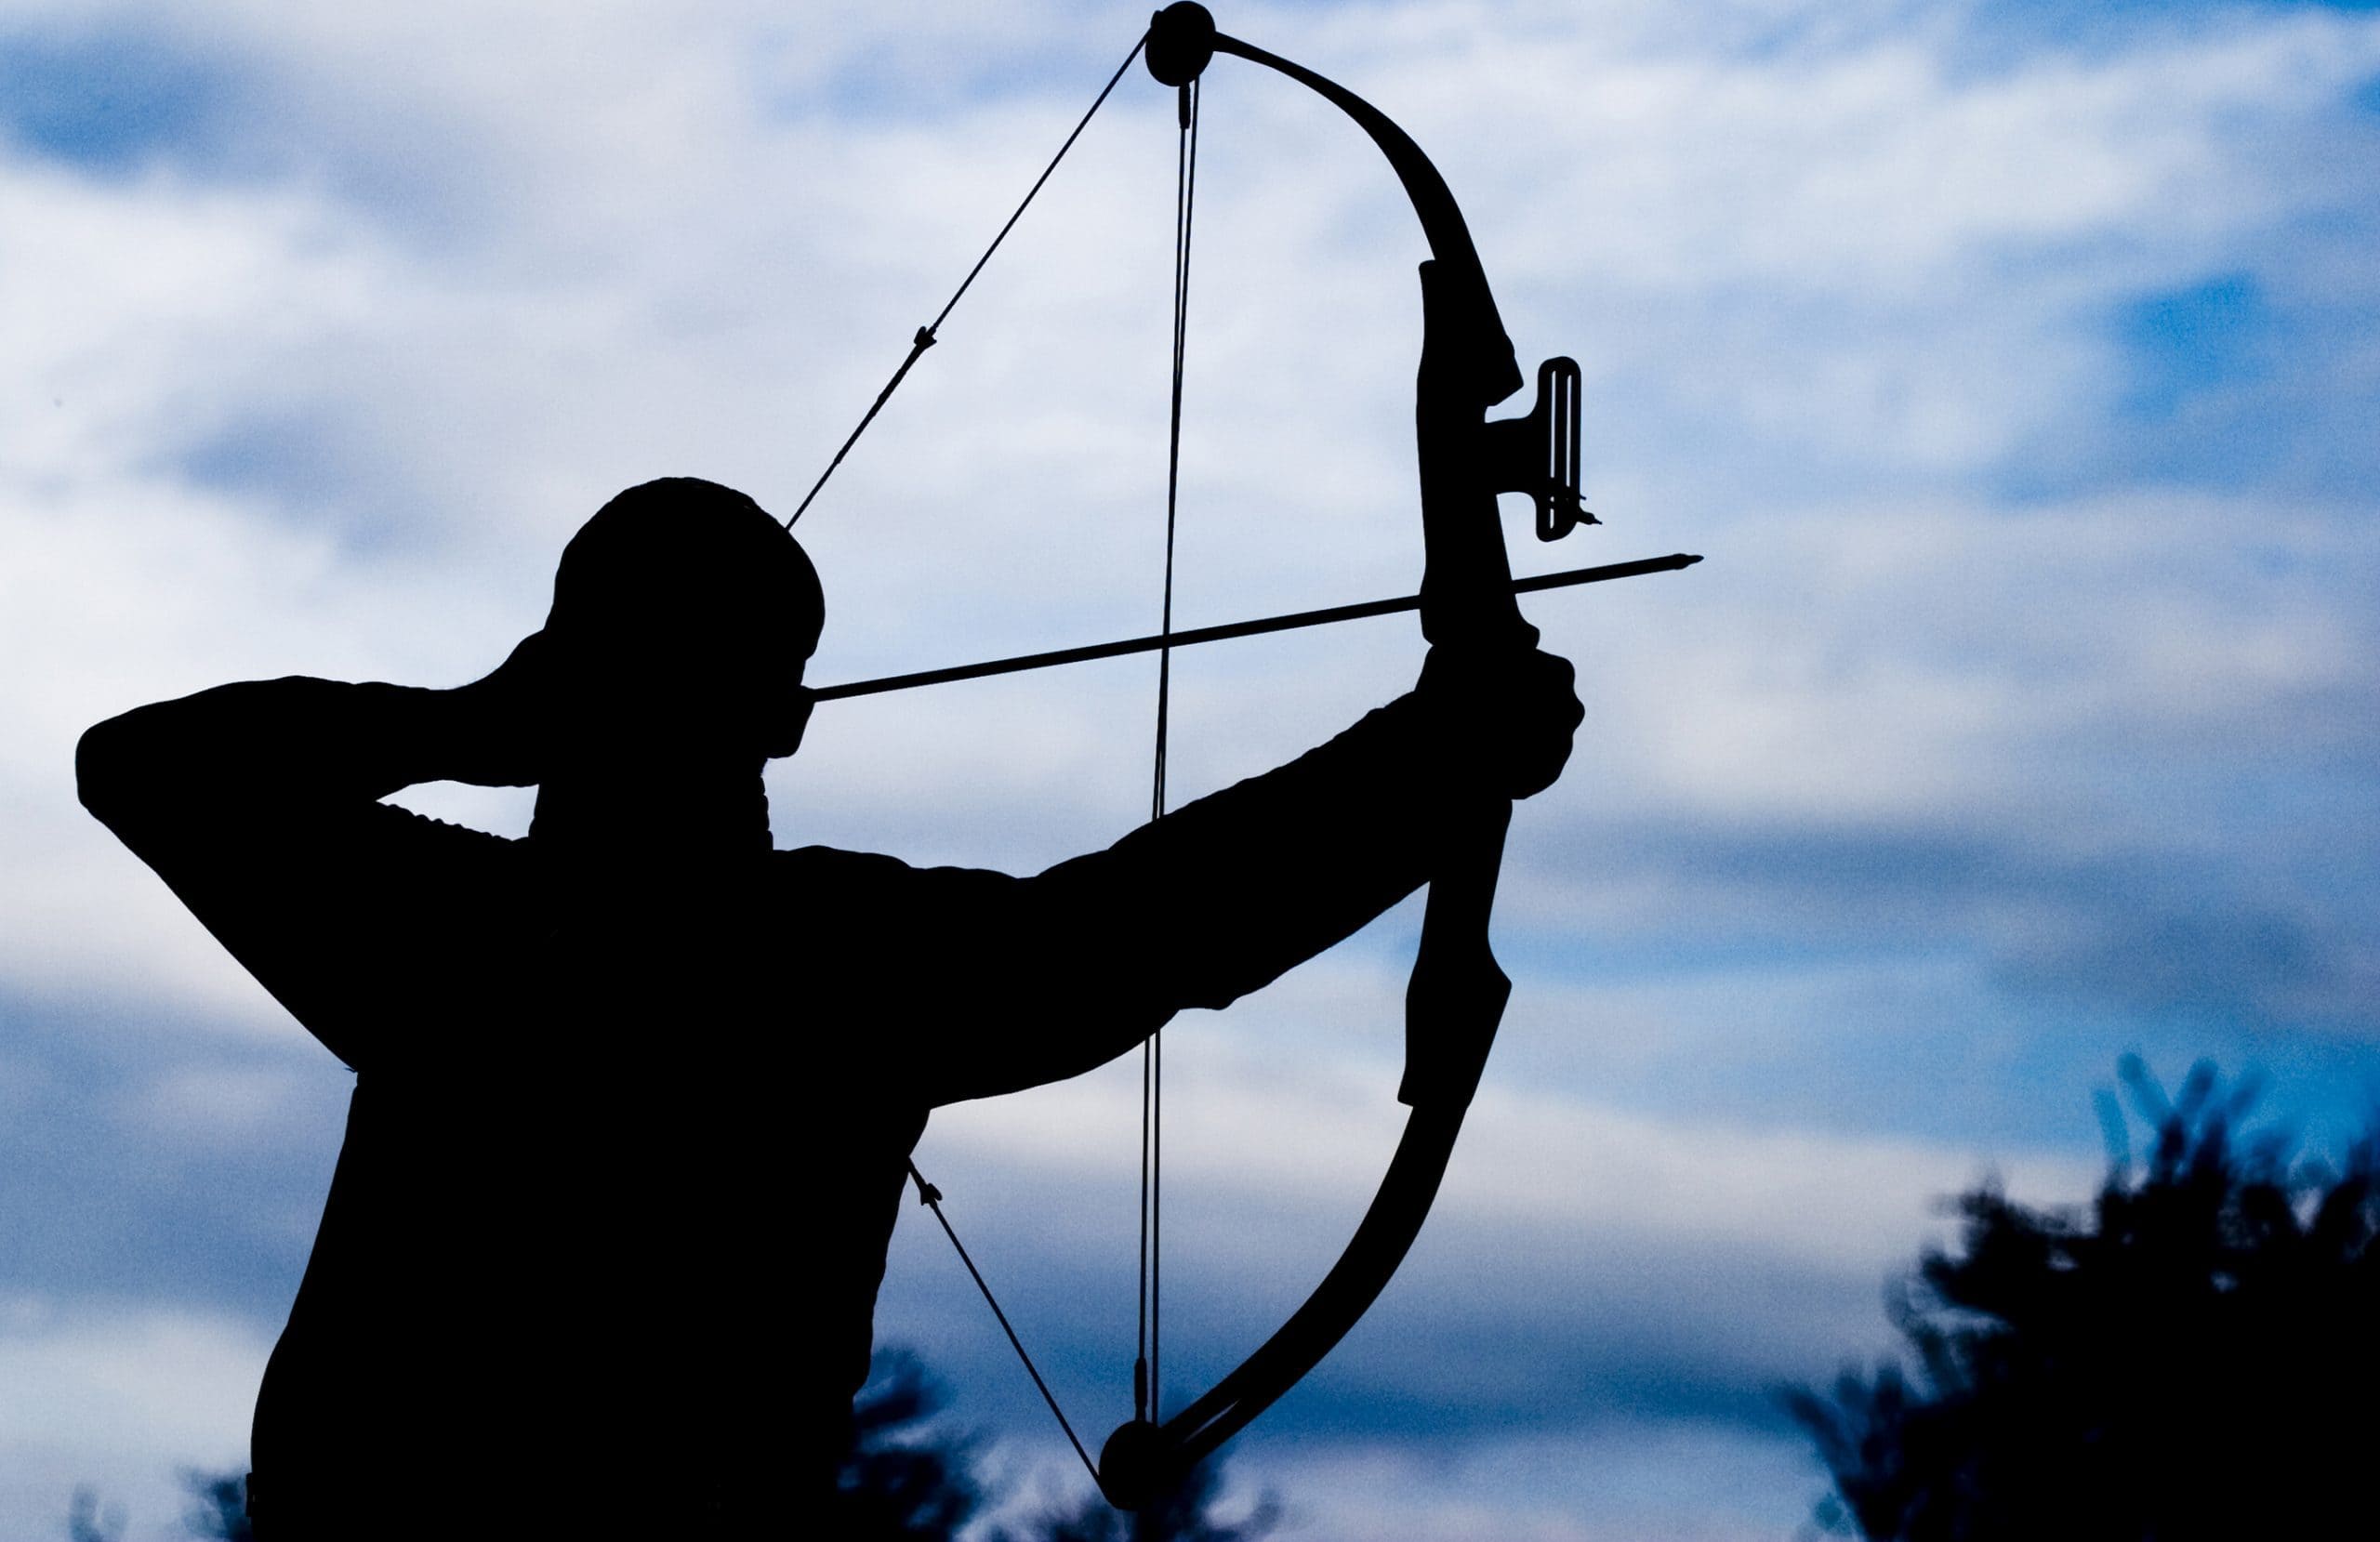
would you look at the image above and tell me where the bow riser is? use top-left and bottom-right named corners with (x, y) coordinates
top-left (1415, 259), bottom-right (1538, 654)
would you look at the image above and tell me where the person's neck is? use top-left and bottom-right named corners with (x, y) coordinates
top-left (529, 756), bottom-right (772, 867)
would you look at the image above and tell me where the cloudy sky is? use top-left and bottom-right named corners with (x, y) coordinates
top-left (5, 0), bottom-right (2377, 1536)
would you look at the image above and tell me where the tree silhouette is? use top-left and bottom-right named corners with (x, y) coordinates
top-left (833, 1350), bottom-right (991, 1540)
top-left (129, 1348), bottom-right (1271, 1540)
top-left (178, 1469), bottom-right (252, 1542)
top-left (67, 1486), bottom-right (125, 1542)
top-left (1789, 1058), bottom-right (2379, 1539)
top-left (989, 1452), bottom-right (1280, 1542)
top-left (844, 1351), bottom-right (1281, 1542)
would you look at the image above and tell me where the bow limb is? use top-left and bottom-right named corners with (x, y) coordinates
top-left (1204, 34), bottom-right (1525, 409)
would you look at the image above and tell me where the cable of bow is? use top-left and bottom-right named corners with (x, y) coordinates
top-left (810, 32), bottom-right (1160, 1494)
top-left (785, 31), bottom-right (1149, 530)
top-left (904, 1160), bottom-right (1099, 1482)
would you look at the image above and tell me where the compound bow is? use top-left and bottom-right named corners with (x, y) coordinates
top-left (793, 2), bottom-right (1696, 1508)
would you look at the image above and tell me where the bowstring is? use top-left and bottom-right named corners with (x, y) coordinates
top-left (906, 1160), bottom-right (1099, 1483)
top-left (1138, 72), bottom-right (1198, 1432)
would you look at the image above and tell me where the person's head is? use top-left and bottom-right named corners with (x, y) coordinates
top-left (541, 478), bottom-right (823, 766)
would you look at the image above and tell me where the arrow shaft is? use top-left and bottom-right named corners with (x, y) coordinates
top-left (811, 552), bottom-right (1699, 703)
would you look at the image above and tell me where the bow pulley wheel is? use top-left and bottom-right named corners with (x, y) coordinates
top-left (1147, 3), bottom-right (1217, 86)
top-left (1098, 1416), bottom-right (1168, 1511)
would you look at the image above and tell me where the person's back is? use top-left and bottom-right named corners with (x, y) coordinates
top-left (82, 482), bottom-right (859, 1528)
top-left (245, 844), bottom-right (910, 1528)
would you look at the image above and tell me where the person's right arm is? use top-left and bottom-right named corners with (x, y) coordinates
top-left (79, 657), bottom-right (538, 1069)
top-left (79, 629), bottom-right (549, 821)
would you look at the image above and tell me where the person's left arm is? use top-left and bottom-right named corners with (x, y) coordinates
top-left (815, 647), bottom-right (1579, 1105)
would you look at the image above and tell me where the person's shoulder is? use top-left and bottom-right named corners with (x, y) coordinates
top-left (766, 844), bottom-right (1021, 913)
top-left (771, 844), bottom-right (1019, 881)
top-left (772, 843), bottom-right (911, 878)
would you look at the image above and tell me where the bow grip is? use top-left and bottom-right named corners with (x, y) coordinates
top-left (1399, 798), bottom-right (1513, 1112)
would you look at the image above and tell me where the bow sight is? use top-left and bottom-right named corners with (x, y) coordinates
top-left (1501, 356), bottom-right (1594, 541)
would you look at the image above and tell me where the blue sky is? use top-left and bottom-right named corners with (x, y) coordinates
top-left (4, 1), bottom-right (2377, 1537)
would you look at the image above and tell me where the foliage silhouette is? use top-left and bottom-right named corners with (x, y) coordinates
top-left (121, 1347), bottom-right (1267, 1541)
top-left (832, 1350), bottom-right (992, 1540)
top-left (63, 1470), bottom-right (260, 1542)
top-left (1788, 1057), bottom-right (2379, 1539)
top-left (838, 1351), bottom-right (1281, 1542)
top-left (66, 1486), bottom-right (125, 1542)
top-left (178, 1469), bottom-right (253, 1542)
top-left (988, 1455), bottom-right (1280, 1542)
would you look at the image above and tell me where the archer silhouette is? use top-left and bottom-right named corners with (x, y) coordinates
top-left (78, 476), bottom-right (1582, 1535)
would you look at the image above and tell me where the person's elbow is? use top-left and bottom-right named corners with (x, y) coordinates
top-left (76, 709), bottom-right (159, 827)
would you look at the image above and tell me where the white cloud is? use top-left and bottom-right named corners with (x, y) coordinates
top-left (896, 1006), bottom-right (2096, 1411)
top-left (122, 1062), bottom-right (311, 1145)
top-left (6, 1), bottom-right (2378, 1535)
top-left (921, 1010), bottom-right (2094, 1272)
top-left (1221, 1420), bottom-right (1826, 1542)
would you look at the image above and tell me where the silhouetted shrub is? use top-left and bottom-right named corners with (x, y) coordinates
top-left (990, 1452), bottom-right (1280, 1542)
top-left (67, 1486), bottom-right (125, 1542)
top-left (178, 1469), bottom-right (251, 1541)
top-left (93, 1346), bottom-right (1276, 1540)
top-left (1789, 1058), bottom-right (2379, 1539)
top-left (834, 1349), bottom-right (991, 1539)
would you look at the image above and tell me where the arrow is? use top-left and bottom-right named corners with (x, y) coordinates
top-left (813, 552), bottom-right (1701, 702)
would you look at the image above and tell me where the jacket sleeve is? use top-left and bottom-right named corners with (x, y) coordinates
top-left (78, 679), bottom-right (511, 1070)
top-left (812, 691), bottom-right (1465, 1106)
